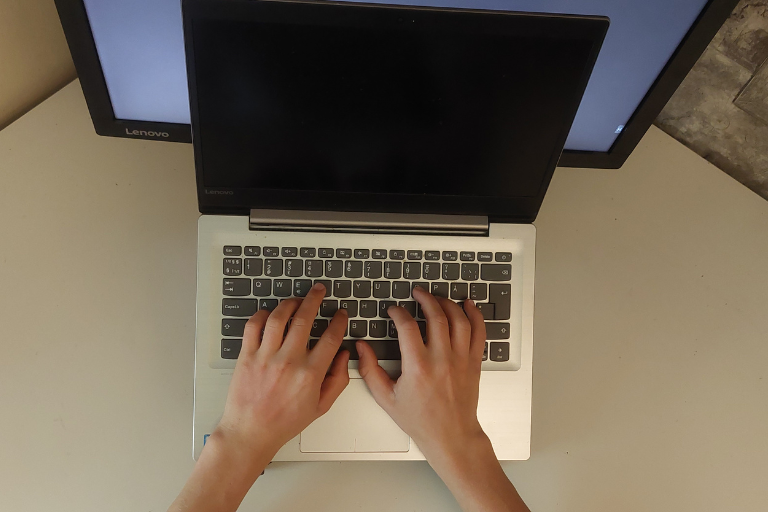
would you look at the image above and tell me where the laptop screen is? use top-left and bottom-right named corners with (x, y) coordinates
top-left (187, 1), bottom-right (607, 219)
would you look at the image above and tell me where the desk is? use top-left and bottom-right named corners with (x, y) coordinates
top-left (1, 82), bottom-right (766, 511)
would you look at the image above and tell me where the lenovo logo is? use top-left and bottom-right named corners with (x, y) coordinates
top-left (125, 128), bottom-right (170, 138)
top-left (205, 189), bottom-right (234, 195)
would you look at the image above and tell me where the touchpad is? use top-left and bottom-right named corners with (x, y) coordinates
top-left (300, 379), bottom-right (410, 453)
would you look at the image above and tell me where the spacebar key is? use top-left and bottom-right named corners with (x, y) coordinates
top-left (340, 339), bottom-right (401, 360)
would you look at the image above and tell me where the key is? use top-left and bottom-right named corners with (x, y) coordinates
top-left (224, 246), bottom-right (242, 256)
top-left (461, 263), bottom-right (479, 281)
top-left (442, 251), bottom-right (458, 261)
top-left (282, 247), bottom-right (298, 257)
top-left (334, 280), bottom-right (352, 298)
top-left (339, 339), bottom-right (399, 360)
top-left (431, 282), bottom-right (449, 298)
top-left (364, 261), bottom-right (383, 279)
top-left (259, 299), bottom-right (279, 312)
top-left (398, 301), bottom-right (416, 318)
top-left (450, 282), bottom-right (469, 300)
top-left (353, 280), bottom-right (372, 298)
top-left (313, 279), bottom-right (332, 297)
top-left (460, 251), bottom-right (475, 261)
top-left (244, 258), bottom-right (263, 276)
top-left (264, 247), bottom-right (279, 257)
top-left (489, 284), bottom-right (511, 320)
top-left (495, 252), bottom-right (513, 262)
top-left (294, 279), bottom-right (312, 297)
top-left (389, 321), bottom-right (398, 338)
top-left (345, 261), bottom-right (363, 278)
top-left (417, 321), bottom-right (427, 339)
top-left (384, 261), bottom-right (402, 279)
top-left (489, 342), bottom-right (510, 361)
top-left (360, 300), bottom-right (377, 318)
top-left (485, 322), bottom-right (511, 340)
top-left (372, 249), bottom-right (387, 259)
top-left (300, 247), bottom-right (316, 258)
top-left (285, 259), bottom-right (303, 277)
top-left (252, 279), bottom-right (271, 296)
top-left (339, 300), bottom-right (358, 317)
top-left (349, 320), bottom-right (367, 338)
top-left (392, 281), bottom-right (410, 299)
top-left (354, 249), bottom-right (370, 259)
top-left (412, 282), bottom-right (429, 296)
top-left (222, 299), bottom-right (257, 316)
top-left (477, 303), bottom-right (495, 320)
top-left (483, 342), bottom-right (488, 361)
top-left (481, 264), bottom-right (511, 281)
top-left (423, 262), bottom-right (440, 280)
top-left (319, 248), bottom-right (334, 258)
top-left (470, 282), bottom-right (487, 301)
top-left (425, 251), bottom-right (440, 260)
top-left (305, 259), bottom-right (323, 277)
top-left (369, 320), bottom-right (387, 338)
top-left (264, 259), bottom-right (283, 277)
top-left (221, 339), bottom-right (242, 359)
top-left (373, 281), bottom-right (391, 298)
top-left (403, 262), bottom-right (421, 280)
top-left (442, 263), bottom-right (460, 280)
top-left (273, 279), bottom-right (292, 297)
top-left (221, 319), bottom-right (247, 337)
top-left (325, 260), bottom-right (343, 278)
top-left (244, 246), bottom-right (261, 256)
top-left (379, 300), bottom-right (397, 318)
top-left (407, 250), bottom-right (423, 260)
top-left (310, 319), bottom-right (328, 337)
top-left (389, 250), bottom-right (405, 260)
top-left (336, 248), bottom-right (352, 259)
top-left (478, 252), bottom-right (493, 262)
top-left (320, 300), bottom-right (339, 317)
top-left (223, 258), bottom-right (242, 276)
top-left (223, 278), bottom-right (250, 296)
top-left (417, 303), bottom-right (425, 319)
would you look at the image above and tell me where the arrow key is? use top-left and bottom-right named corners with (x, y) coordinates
top-left (489, 342), bottom-right (510, 361)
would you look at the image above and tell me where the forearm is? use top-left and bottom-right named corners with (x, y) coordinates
top-left (423, 433), bottom-right (530, 512)
top-left (168, 429), bottom-right (277, 512)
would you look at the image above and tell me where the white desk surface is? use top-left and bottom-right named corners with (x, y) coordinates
top-left (1, 82), bottom-right (767, 511)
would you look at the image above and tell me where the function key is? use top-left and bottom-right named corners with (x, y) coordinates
top-left (263, 247), bottom-right (279, 257)
top-left (300, 247), bottom-right (316, 258)
top-left (224, 246), bottom-right (242, 256)
top-left (372, 249), bottom-right (387, 259)
top-left (244, 246), bottom-right (261, 256)
top-left (336, 248), bottom-right (352, 259)
top-left (319, 248), bottom-right (334, 258)
top-left (442, 251), bottom-right (458, 261)
top-left (478, 252), bottom-right (493, 262)
top-left (282, 247), bottom-right (298, 257)
top-left (407, 250), bottom-right (423, 260)
top-left (354, 249), bottom-right (370, 259)
top-left (495, 252), bottom-right (513, 262)
top-left (425, 251), bottom-right (440, 261)
top-left (460, 251), bottom-right (475, 261)
top-left (390, 250), bottom-right (405, 260)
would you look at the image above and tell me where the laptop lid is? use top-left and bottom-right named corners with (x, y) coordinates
top-left (183, 0), bottom-right (608, 223)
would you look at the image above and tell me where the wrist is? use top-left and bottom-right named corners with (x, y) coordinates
top-left (207, 425), bottom-right (279, 480)
top-left (417, 425), bottom-right (492, 475)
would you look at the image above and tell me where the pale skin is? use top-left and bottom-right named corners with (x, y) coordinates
top-left (169, 283), bottom-right (530, 512)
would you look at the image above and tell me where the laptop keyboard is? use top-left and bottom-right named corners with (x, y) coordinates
top-left (220, 245), bottom-right (513, 364)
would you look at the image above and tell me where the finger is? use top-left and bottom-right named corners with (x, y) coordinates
top-left (282, 283), bottom-right (328, 355)
top-left (308, 308), bottom-right (348, 369)
top-left (356, 341), bottom-right (395, 412)
top-left (258, 298), bottom-right (302, 354)
top-left (241, 309), bottom-right (270, 357)
top-left (317, 350), bottom-right (351, 416)
top-left (387, 305), bottom-right (427, 365)
top-left (463, 299), bottom-right (487, 365)
top-left (412, 286), bottom-right (451, 355)
top-left (435, 297), bottom-right (472, 354)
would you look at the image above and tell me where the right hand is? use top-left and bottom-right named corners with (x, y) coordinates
top-left (356, 286), bottom-right (488, 461)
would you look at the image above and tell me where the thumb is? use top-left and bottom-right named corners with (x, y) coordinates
top-left (356, 341), bottom-right (395, 411)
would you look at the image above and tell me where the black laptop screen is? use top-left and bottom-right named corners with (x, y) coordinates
top-left (192, 8), bottom-right (597, 199)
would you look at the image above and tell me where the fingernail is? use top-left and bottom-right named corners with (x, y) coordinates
top-left (467, 299), bottom-right (475, 307)
top-left (313, 282), bottom-right (325, 290)
top-left (413, 285), bottom-right (422, 292)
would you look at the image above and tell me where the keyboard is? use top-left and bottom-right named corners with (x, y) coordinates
top-left (219, 245), bottom-right (514, 366)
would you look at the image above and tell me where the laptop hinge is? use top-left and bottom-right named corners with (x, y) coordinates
top-left (249, 209), bottom-right (489, 236)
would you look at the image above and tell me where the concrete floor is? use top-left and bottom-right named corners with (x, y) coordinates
top-left (656, 0), bottom-right (768, 200)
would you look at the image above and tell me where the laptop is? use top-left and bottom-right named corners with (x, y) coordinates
top-left (183, 0), bottom-right (608, 461)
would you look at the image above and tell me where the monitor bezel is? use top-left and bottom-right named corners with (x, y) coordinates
top-left (54, 0), bottom-right (740, 168)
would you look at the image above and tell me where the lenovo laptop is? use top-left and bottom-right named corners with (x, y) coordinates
top-left (184, 0), bottom-right (608, 460)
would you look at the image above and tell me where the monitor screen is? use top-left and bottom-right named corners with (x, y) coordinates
top-left (82, 0), bottom-right (708, 153)
top-left (191, 13), bottom-right (598, 199)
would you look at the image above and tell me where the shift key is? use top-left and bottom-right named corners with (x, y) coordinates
top-left (488, 283), bottom-right (511, 320)
top-left (222, 299), bottom-right (258, 317)
top-left (485, 322), bottom-right (511, 340)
